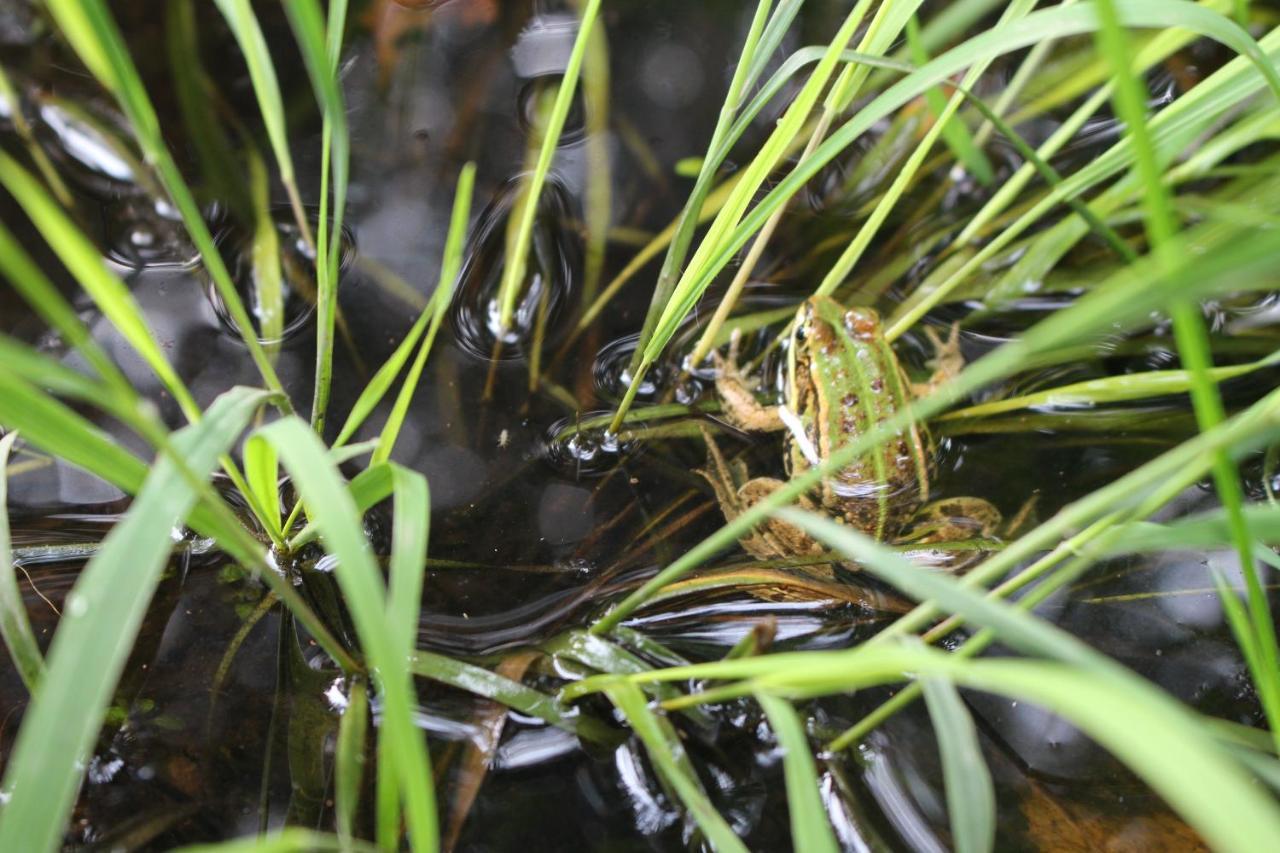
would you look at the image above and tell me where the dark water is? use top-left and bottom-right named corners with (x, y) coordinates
top-left (0, 1), bottom-right (1274, 849)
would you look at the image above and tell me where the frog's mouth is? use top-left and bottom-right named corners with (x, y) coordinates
top-left (778, 405), bottom-right (820, 466)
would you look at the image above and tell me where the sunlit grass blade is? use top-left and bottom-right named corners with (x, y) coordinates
top-left (42, 0), bottom-right (289, 402)
top-left (386, 464), bottom-right (427, 658)
top-left (373, 162), bottom-right (475, 464)
top-left (212, 0), bottom-right (314, 249)
top-left (0, 431), bottom-right (45, 694)
top-left (754, 692), bottom-right (838, 853)
top-left (495, 0), bottom-right (601, 332)
top-left (919, 675), bottom-right (995, 853)
top-left (0, 387), bottom-right (273, 853)
top-left (284, 0), bottom-right (349, 433)
top-left (335, 677), bottom-right (369, 848)
top-left (604, 681), bottom-right (748, 853)
top-left (256, 418), bottom-right (437, 852)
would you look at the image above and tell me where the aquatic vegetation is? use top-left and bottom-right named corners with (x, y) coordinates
top-left (2, 1), bottom-right (1280, 851)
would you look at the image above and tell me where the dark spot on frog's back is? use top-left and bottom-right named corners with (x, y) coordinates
top-left (841, 393), bottom-right (859, 409)
top-left (870, 377), bottom-right (884, 392)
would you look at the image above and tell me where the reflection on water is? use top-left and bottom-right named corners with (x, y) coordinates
top-left (0, 1), bottom-right (1269, 850)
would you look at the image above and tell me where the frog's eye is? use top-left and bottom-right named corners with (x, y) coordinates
top-left (793, 325), bottom-right (807, 343)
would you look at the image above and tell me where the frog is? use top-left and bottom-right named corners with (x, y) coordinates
top-left (698, 295), bottom-right (1002, 572)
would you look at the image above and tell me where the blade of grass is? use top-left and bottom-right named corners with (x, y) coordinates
top-left (166, 0), bottom-right (250, 219)
top-left (180, 829), bottom-right (377, 853)
top-left (905, 15), bottom-right (993, 184)
top-left (754, 692), bottom-right (839, 853)
top-left (244, 434), bottom-right (282, 540)
top-left (0, 431), bottom-right (45, 694)
top-left (919, 675), bottom-right (995, 853)
top-left (247, 143), bottom-right (286, 353)
top-left (335, 676), bottom-right (369, 848)
top-left (283, 0), bottom-right (349, 433)
top-left (372, 163), bottom-right (474, 465)
top-left (0, 387), bottom-right (272, 853)
top-left (604, 681), bottom-right (749, 853)
top-left (495, 0), bottom-right (601, 332)
top-left (257, 418), bottom-right (437, 852)
top-left (212, 0), bottom-right (314, 250)
top-left (411, 651), bottom-right (614, 742)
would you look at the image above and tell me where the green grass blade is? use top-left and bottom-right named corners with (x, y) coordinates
top-left (754, 692), bottom-right (839, 853)
top-left (919, 675), bottom-right (995, 853)
top-left (386, 464), bottom-right (428, 656)
top-left (247, 143), bottom-right (285, 353)
top-left (212, 0), bottom-right (313, 249)
top-left (411, 650), bottom-right (613, 743)
top-left (905, 15), bottom-right (994, 184)
top-left (605, 681), bottom-right (749, 853)
top-left (244, 434), bottom-right (282, 538)
top-left (257, 418), bottom-right (437, 852)
top-left (335, 677), bottom-right (369, 848)
top-left (0, 431), bottom-right (46, 694)
top-left (284, 0), bottom-right (349, 432)
top-left (496, 0), bottom-right (601, 332)
top-left (43, 0), bottom-right (289, 402)
top-left (166, 0), bottom-right (251, 219)
top-left (0, 387), bottom-right (272, 853)
top-left (373, 163), bottom-right (475, 465)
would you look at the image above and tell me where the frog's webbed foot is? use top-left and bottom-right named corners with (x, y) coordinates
top-left (712, 329), bottom-right (785, 433)
top-left (911, 322), bottom-right (964, 398)
top-left (897, 496), bottom-right (1002, 573)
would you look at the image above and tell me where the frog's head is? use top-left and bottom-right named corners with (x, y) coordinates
top-left (792, 297), bottom-right (882, 352)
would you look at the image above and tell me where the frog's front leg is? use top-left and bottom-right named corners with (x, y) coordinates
top-left (911, 322), bottom-right (965, 398)
top-left (713, 331), bottom-right (785, 433)
top-left (896, 497), bottom-right (1002, 572)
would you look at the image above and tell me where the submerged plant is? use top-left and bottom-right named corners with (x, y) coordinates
top-left (2, 1), bottom-right (1280, 851)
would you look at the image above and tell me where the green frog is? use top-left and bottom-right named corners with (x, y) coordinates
top-left (700, 295), bottom-right (1001, 570)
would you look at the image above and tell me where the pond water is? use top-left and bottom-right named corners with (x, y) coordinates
top-left (0, 1), bottom-right (1275, 849)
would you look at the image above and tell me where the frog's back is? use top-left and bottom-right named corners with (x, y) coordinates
top-left (787, 298), bottom-right (930, 539)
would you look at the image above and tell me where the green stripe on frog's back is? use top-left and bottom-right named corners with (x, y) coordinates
top-left (793, 297), bottom-right (929, 540)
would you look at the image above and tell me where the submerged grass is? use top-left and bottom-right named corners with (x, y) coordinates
top-left (3, 0), bottom-right (1280, 850)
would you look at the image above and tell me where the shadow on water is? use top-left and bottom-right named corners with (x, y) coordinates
top-left (0, 1), bottom-right (1273, 849)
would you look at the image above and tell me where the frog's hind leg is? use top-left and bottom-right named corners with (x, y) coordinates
top-left (735, 477), bottom-right (826, 562)
top-left (898, 496), bottom-right (1002, 573)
